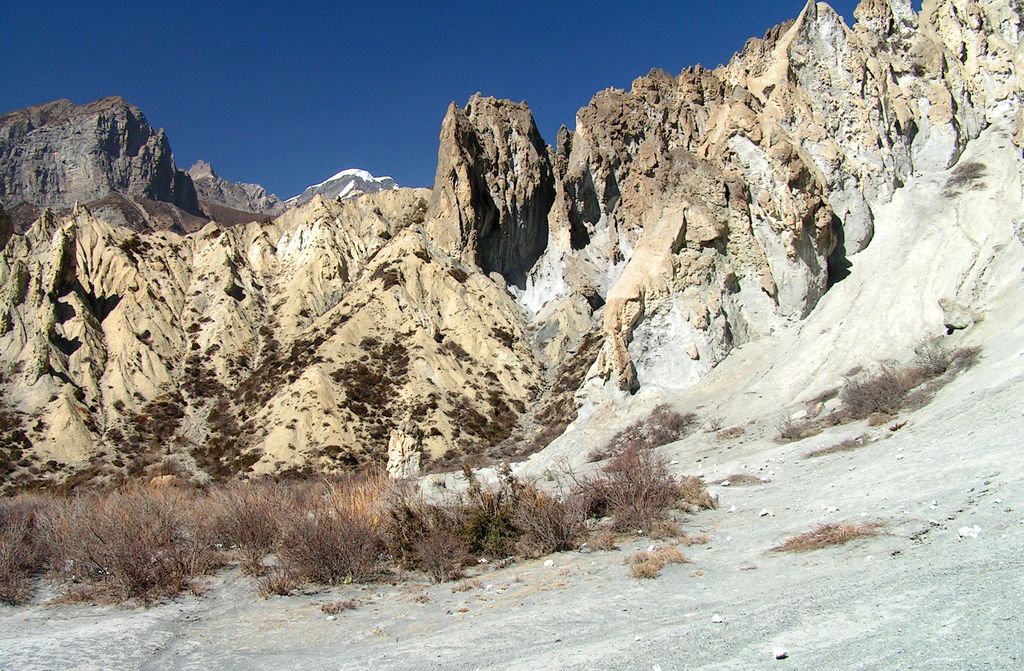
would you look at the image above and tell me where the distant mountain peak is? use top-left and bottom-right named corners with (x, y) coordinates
top-left (286, 168), bottom-right (398, 208)
top-left (188, 160), bottom-right (284, 217)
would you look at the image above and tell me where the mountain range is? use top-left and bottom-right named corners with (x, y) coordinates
top-left (0, 0), bottom-right (1021, 492)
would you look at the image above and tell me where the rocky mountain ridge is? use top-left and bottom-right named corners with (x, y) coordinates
top-left (0, 0), bottom-right (1020, 490)
top-left (187, 160), bottom-right (285, 218)
top-left (0, 97), bottom-right (201, 232)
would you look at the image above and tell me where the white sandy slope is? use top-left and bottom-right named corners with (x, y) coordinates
top-left (2, 127), bottom-right (1024, 671)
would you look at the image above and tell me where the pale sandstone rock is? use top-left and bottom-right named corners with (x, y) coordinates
top-left (0, 0), bottom-right (1022, 486)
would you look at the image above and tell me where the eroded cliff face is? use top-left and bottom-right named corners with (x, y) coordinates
top-left (518, 0), bottom-right (1023, 394)
top-left (0, 97), bottom-right (200, 230)
top-left (0, 189), bottom-right (545, 487)
top-left (0, 0), bottom-right (1020, 488)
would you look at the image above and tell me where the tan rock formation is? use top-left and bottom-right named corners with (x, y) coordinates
top-left (1, 0), bottom-right (1022, 488)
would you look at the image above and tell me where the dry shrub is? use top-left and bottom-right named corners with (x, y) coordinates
top-left (206, 480), bottom-right (286, 574)
top-left (591, 404), bottom-right (698, 461)
top-left (383, 485), bottom-right (469, 583)
top-left (625, 545), bottom-right (689, 579)
top-left (577, 447), bottom-right (716, 532)
top-left (257, 568), bottom-right (299, 598)
top-left (771, 522), bottom-right (883, 553)
top-left (0, 495), bottom-right (52, 605)
top-left (513, 487), bottom-right (587, 556)
top-left (321, 598), bottom-right (359, 614)
top-left (587, 528), bottom-right (619, 551)
top-left (45, 484), bottom-right (216, 603)
top-left (276, 477), bottom-right (389, 585)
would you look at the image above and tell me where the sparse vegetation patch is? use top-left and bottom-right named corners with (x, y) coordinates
top-left (771, 522), bottom-right (883, 553)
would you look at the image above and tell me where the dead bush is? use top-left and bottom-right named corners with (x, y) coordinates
top-left (45, 485), bottom-right (217, 603)
top-left (206, 480), bottom-right (285, 574)
top-left (513, 487), bottom-right (588, 556)
top-left (625, 545), bottom-right (689, 579)
top-left (771, 522), bottom-right (883, 553)
top-left (576, 447), bottom-right (715, 533)
top-left (0, 495), bottom-right (52, 605)
top-left (591, 404), bottom-right (698, 461)
top-left (276, 479), bottom-right (389, 585)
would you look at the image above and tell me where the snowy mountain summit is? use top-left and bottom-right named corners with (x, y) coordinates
top-left (286, 168), bottom-right (398, 208)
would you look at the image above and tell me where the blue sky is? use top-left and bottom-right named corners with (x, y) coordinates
top-left (2, 1), bottom-right (863, 197)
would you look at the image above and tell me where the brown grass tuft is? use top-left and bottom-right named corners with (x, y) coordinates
top-left (321, 598), bottom-right (360, 614)
top-left (771, 522), bottom-right (883, 553)
top-left (803, 435), bottom-right (871, 459)
top-left (625, 545), bottom-right (689, 579)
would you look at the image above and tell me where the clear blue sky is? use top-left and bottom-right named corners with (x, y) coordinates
top-left (1, 1), bottom-right (863, 197)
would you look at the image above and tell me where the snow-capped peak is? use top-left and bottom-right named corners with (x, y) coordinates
top-left (286, 168), bottom-right (398, 208)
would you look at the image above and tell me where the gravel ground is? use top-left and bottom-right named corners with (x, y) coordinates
top-left (2, 340), bottom-right (1022, 670)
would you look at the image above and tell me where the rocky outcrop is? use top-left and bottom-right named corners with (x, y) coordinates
top-left (188, 160), bottom-right (285, 216)
top-left (428, 95), bottom-right (555, 288)
top-left (0, 97), bottom-right (200, 227)
top-left (517, 0), bottom-right (1024, 393)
